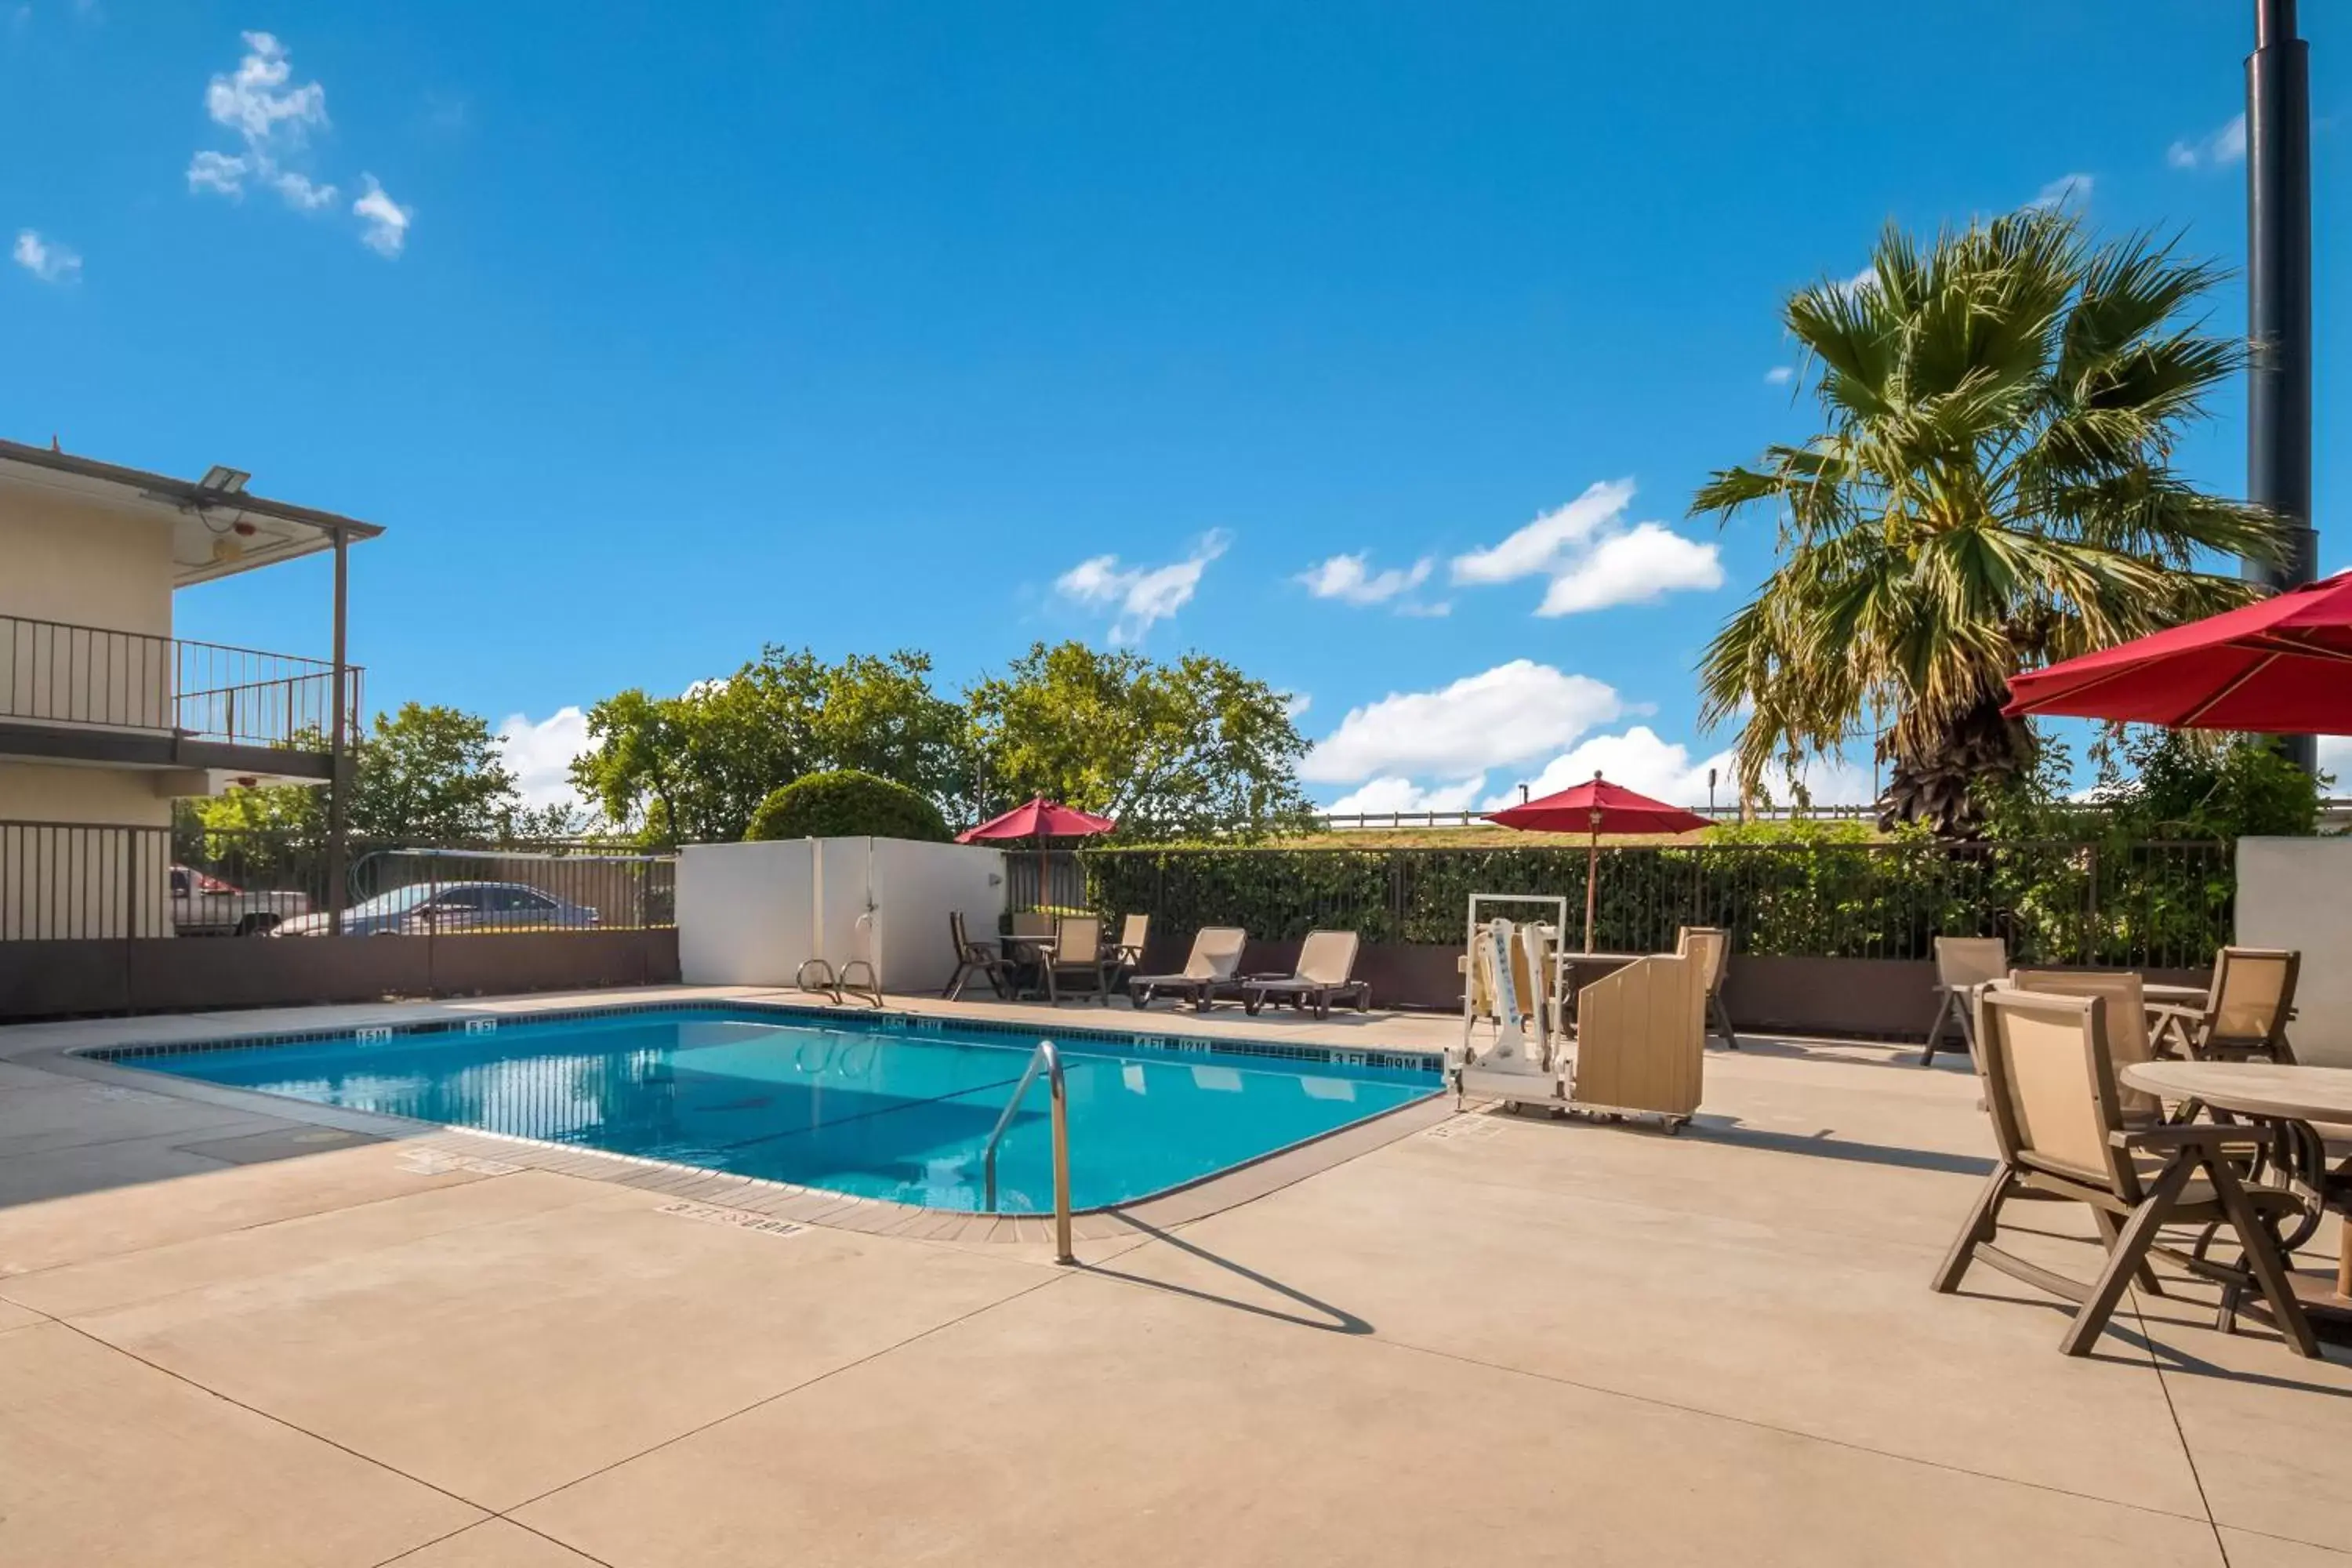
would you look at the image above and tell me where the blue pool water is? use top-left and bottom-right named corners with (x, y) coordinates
top-left (122, 1008), bottom-right (1439, 1212)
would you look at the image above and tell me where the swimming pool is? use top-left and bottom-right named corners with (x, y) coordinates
top-left (114, 1007), bottom-right (1441, 1213)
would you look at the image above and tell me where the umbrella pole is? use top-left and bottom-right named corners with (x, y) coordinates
top-left (1583, 824), bottom-right (1599, 953)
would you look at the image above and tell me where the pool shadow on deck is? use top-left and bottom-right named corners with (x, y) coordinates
top-left (1080, 1211), bottom-right (1374, 1336)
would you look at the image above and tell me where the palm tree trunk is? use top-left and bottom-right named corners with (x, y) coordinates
top-left (1878, 693), bottom-right (2034, 838)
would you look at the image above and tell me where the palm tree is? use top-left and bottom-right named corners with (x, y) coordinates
top-left (1695, 209), bottom-right (2292, 836)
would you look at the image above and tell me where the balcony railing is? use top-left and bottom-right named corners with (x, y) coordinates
top-left (0, 613), bottom-right (361, 753)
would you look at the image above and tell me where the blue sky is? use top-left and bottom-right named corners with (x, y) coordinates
top-left (5, 2), bottom-right (2344, 813)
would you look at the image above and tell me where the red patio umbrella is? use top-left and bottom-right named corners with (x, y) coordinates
top-left (956, 797), bottom-right (1117, 915)
top-left (956, 797), bottom-right (1117, 844)
top-left (1486, 773), bottom-right (1713, 951)
top-left (2002, 571), bottom-right (2352, 732)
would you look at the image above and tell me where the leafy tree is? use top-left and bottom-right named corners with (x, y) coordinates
top-left (745, 770), bottom-right (953, 843)
top-left (182, 703), bottom-right (572, 880)
top-left (1694, 210), bottom-right (2292, 837)
top-left (572, 648), bottom-right (967, 845)
top-left (967, 641), bottom-right (1313, 841)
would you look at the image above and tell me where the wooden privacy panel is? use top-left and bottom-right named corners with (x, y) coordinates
top-left (1570, 954), bottom-right (1704, 1116)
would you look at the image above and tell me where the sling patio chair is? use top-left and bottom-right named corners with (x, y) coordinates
top-left (1243, 930), bottom-right (1372, 1019)
top-left (1128, 926), bottom-right (1249, 1011)
top-left (1108, 913), bottom-right (1150, 985)
top-left (2008, 968), bottom-right (2164, 1127)
top-left (1675, 925), bottom-right (1738, 1051)
top-left (1930, 985), bottom-right (2317, 1358)
top-left (942, 910), bottom-right (1015, 1001)
top-left (1922, 936), bottom-right (2008, 1068)
top-left (1040, 915), bottom-right (1113, 1004)
top-left (2147, 946), bottom-right (2300, 1064)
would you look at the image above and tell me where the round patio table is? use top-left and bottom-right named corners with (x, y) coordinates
top-left (2121, 1060), bottom-right (2352, 1311)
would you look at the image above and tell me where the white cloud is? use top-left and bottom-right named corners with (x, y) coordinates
top-left (1536, 522), bottom-right (1725, 616)
top-left (496, 706), bottom-right (591, 810)
top-left (12, 229), bottom-right (81, 283)
top-left (1324, 775), bottom-right (1490, 816)
top-left (1763, 365), bottom-right (1793, 386)
top-left (1450, 480), bottom-right (1723, 617)
top-left (1316, 724), bottom-right (1879, 818)
top-left (1452, 479), bottom-right (1633, 586)
top-left (1055, 529), bottom-right (1229, 642)
top-left (1283, 692), bottom-right (1312, 720)
top-left (1301, 659), bottom-right (1624, 783)
top-left (190, 32), bottom-right (332, 213)
top-left (270, 168), bottom-right (339, 211)
top-left (1478, 727), bottom-right (1876, 814)
top-left (352, 174), bottom-right (412, 256)
top-left (2028, 172), bottom-right (2094, 211)
top-left (1833, 266), bottom-right (1877, 299)
top-left (2320, 734), bottom-right (2350, 789)
top-left (1298, 552), bottom-right (1434, 608)
top-left (205, 31), bottom-right (327, 143)
top-left (2168, 113), bottom-right (2246, 170)
top-left (190, 31), bottom-right (399, 253)
top-left (186, 150), bottom-right (249, 196)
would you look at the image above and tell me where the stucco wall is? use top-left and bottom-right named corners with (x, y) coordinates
top-left (677, 837), bottom-right (1004, 993)
top-left (677, 838), bottom-right (816, 987)
top-left (0, 760), bottom-right (173, 826)
top-left (0, 764), bottom-right (171, 938)
top-left (0, 482), bottom-right (175, 633)
top-left (2236, 836), bottom-right (2352, 1067)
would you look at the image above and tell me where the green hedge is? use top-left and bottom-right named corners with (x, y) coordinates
top-left (1081, 838), bottom-right (2234, 967)
top-left (745, 770), bottom-right (952, 843)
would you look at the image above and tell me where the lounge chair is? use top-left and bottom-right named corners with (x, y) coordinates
top-left (1040, 915), bottom-right (1112, 1004)
top-left (1931, 985), bottom-right (2316, 1358)
top-left (1243, 930), bottom-right (1371, 1019)
top-left (1922, 936), bottom-right (2007, 1067)
top-left (2147, 947), bottom-right (2299, 1063)
top-left (1128, 926), bottom-right (1247, 1011)
top-left (1675, 925), bottom-right (1737, 1050)
top-left (942, 910), bottom-right (1014, 1001)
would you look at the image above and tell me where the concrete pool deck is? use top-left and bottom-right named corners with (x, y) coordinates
top-left (3, 985), bottom-right (2350, 1565)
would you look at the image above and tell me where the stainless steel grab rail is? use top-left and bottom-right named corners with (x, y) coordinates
top-left (981, 1040), bottom-right (1073, 1263)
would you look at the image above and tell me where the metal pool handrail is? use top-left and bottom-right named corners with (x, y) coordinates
top-left (981, 1039), bottom-right (1074, 1264)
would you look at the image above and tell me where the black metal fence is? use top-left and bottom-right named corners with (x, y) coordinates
top-left (1079, 839), bottom-right (2238, 969)
top-left (0, 820), bottom-right (676, 940)
top-left (1, 612), bottom-right (361, 750)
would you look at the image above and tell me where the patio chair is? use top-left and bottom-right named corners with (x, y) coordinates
top-left (1040, 915), bottom-right (1112, 1004)
top-left (2147, 947), bottom-right (2299, 1064)
top-left (1243, 930), bottom-right (1371, 1019)
top-left (1675, 925), bottom-right (1738, 1051)
top-left (1128, 926), bottom-right (1248, 1011)
top-left (942, 910), bottom-right (1014, 1001)
top-left (1922, 936), bottom-right (2007, 1068)
top-left (2009, 969), bottom-right (2162, 1127)
top-left (1930, 985), bottom-right (2317, 1358)
top-left (1001, 910), bottom-right (1056, 996)
top-left (1109, 913), bottom-right (1150, 978)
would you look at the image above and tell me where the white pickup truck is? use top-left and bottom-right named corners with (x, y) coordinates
top-left (169, 866), bottom-right (312, 936)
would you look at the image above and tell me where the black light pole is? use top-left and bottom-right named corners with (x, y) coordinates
top-left (2246, 0), bottom-right (2321, 775)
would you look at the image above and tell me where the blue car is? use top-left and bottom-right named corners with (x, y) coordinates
top-left (273, 880), bottom-right (599, 936)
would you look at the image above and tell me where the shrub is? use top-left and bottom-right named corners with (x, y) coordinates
top-left (744, 771), bottom-right (952, 843)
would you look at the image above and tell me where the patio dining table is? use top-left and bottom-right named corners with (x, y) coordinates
top-left (2121, 1060), bottom-right (2352, 1327)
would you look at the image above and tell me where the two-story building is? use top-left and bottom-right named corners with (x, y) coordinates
top-left (0, 439), bottom-right (380, 937)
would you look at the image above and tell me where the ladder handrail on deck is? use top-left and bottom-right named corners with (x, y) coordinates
top-left (981, 1039), bottom-right (1074, 1264)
